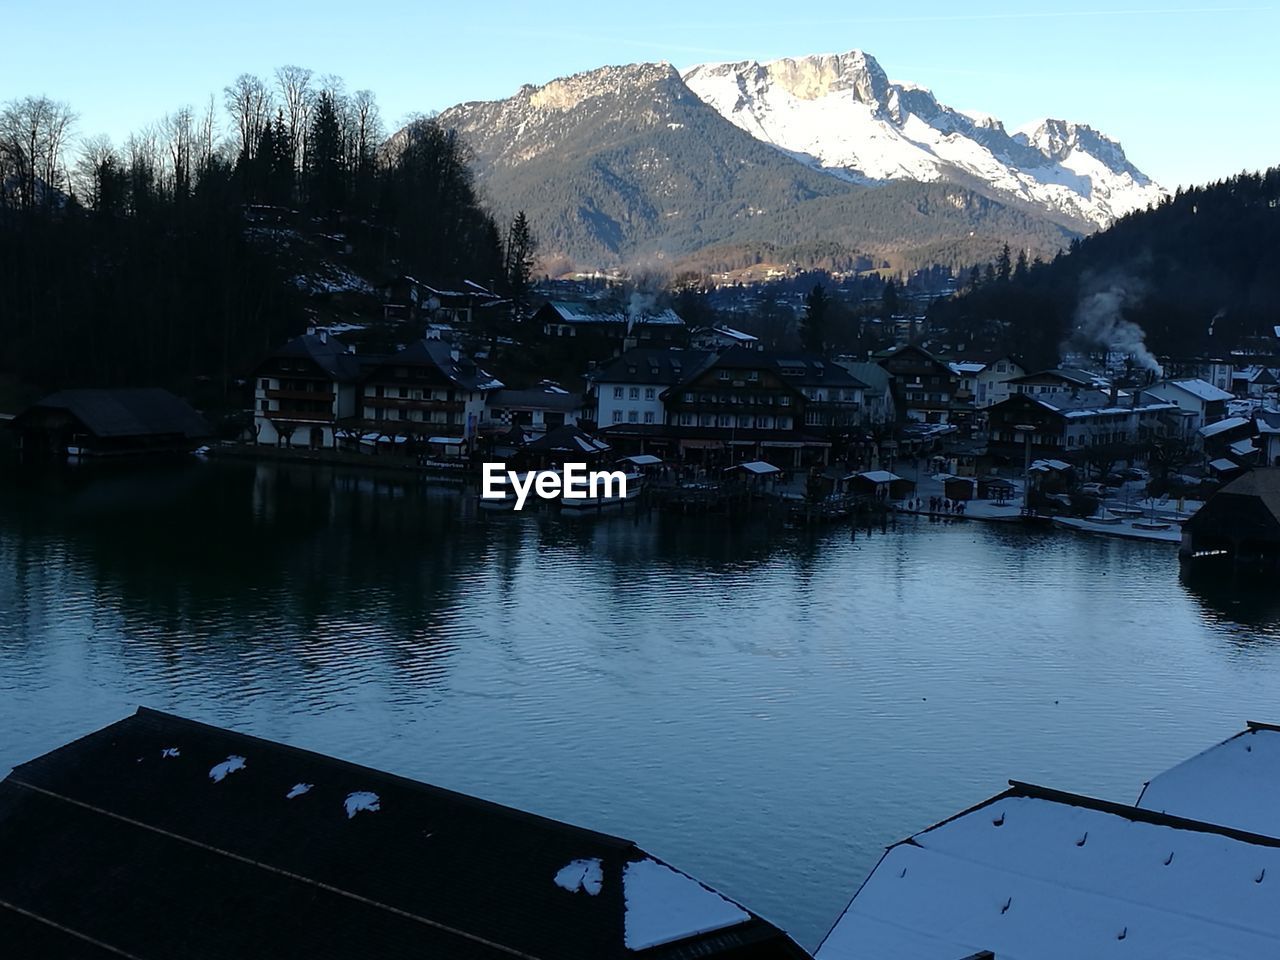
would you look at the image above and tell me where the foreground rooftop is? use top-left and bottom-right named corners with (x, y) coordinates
top-left (0, 708), bottom-right (807, 960)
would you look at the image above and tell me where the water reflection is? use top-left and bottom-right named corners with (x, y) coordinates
top-left (3, 458), bottom-right (1280, 950)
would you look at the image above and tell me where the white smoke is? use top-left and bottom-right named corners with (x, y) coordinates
top-left (1066, 277), bottom-right (1162, 377)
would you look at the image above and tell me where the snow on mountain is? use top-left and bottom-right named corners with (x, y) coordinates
top-left (682, 50), bottom-right (1165, 228)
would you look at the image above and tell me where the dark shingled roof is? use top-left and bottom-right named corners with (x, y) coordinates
top-left (0, 709), bottom-right (808, 960)
top-left (20, 388), bottom-right (211, 439)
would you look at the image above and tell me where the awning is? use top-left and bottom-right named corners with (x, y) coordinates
top-left (727, 460), bottom-right (781, 475)
top-left (621, 454), bottom-right (662, 466)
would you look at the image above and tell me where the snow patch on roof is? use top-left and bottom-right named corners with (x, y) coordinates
top-left (208, 755), bottom-right (246, 783)
top-left (286, 783), bottom-right (313, 800)
top-left (160, 747), bottom-right (180, 759)
top-left (622, 858), bottom-right (750, 951)
top-left (344, 791), bottom-right (381, 818)
top-left (554, 858), bottom-right (604, 896)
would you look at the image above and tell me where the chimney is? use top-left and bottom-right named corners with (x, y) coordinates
top-left (319, 330), bottom-right (328, 345)
top-left (450, 345), bottom-right (461, 363)
top-left (306, 323), bottom-right (317, 337)
top-left (1109, 382), bottom-right (1119, 407)
top-left (347, 344), bottom-right (356, 355)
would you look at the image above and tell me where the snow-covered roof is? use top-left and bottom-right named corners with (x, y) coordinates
top-left (1199, 416), bottom-right (1251, 438)
top-left (1209, 457), bottom-right (1244, 473)
top-left (857, 471), bottom-right (902, 484)
top-left (1158, 379), bottom-right (1235, 403)
top-left (948, 361), bottom-right (987, 375)
top-left (1029, 458), bottom-right (1072, 473)
top-left (1137, 723), bottom-right (1280, 838)
top-left (729, 460), bottom-right (781, 475)
top-left (621, 454), bottom-right (663, 466)
top-left (817, 784), bottom-right (1280, 960)
top-left (1230, 438), bottom-right (1258, 457)
top-left (712, 325), bottom-right (758, 342)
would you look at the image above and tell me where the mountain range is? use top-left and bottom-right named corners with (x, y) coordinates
top-left (430, 50), bottom-right (1166, 274)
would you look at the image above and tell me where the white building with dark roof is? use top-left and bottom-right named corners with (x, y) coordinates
top-left (1144, 378), bottom-right (1234, 435)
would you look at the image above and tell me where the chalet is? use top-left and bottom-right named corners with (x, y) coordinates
top-left (589, 348), bottom-right (713, 429)
top-left (12, 388), bottom-right (210, 457)
top-left (0, 708), bottom-right (808, 960)
top-left (817, 781), bottom-right (1280, 960)
top-left (834, 360), bottom-right (896, 424)
top-left (1196, 416), bottom-right (1255, 458)
top-left (1256, 409), bottom-right (1280, 466)
top-left (381, 276), bottom-right (504, 325)
top-left (358, 339), bottom-right (503, 446)
top-left (1143, 378), bottom-right (1234, 436)
top-left (691, 325), bottom-right (762, 351)
top-left (986, 390), bottom-right (1177, 460)
top-left (535, 301), bottom-right (687, 345)
top-left (877, 345), bottom-right (961, 424)
top-left (252, 330), bottom-right (360, 449)
top-left (945, 353), bottom-right (1026, 409)
top-left (1232, 364), bottom-right (1280, 400)
top-left (1159, 356), bottom-right (1235, 394)
top-left (484, 386), bottom-right (583, 435)
top-left (1007, 367), bottom-right (1110, 400)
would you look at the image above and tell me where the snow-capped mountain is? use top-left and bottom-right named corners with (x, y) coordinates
top-left (682, 51), bottom-right (1165, 228)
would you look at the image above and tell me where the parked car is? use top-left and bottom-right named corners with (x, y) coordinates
top-left (1121, 467), bottom-right (1149, 481)
top-left (1080, 482), bottom-right (1107, 496)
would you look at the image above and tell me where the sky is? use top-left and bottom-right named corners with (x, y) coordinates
top-left (3, 0), bottom-right (1277, 188)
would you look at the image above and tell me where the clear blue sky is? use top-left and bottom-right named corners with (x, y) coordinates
top-left (4, 0), bottom-right (1276, 188)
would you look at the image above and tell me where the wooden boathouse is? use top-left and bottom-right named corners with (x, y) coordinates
top-left (1180, 468), bottom-right (1280, 567)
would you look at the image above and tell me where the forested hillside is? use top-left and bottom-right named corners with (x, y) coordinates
top-left (929, 168), bottom-right (1280, 370)
top-left (0, 73), bottom-right (502, 409)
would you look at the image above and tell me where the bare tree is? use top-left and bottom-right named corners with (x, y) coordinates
top-left (164, 107), bottom-right (195, 199)
top-left (196, 94), bottom-right (218, 174)
top-left (0, 95), bottom-right (76, 210)
top-left (222, 74), bottom-right (272, 162)
top-left (73, 134), bottom-right (118, 211)
top-left (274, 65), bottom-right (314, 175)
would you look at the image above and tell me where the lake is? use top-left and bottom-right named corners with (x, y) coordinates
top-left (2, 457), bottom-right (1278, 950)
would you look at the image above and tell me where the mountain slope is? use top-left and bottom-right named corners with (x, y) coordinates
top-left (435, 63), bottom-right (854, 267)
top-left (681, 50), bottom-right (1165, 229)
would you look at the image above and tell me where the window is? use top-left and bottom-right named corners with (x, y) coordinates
top-left (629, 410), bottom-right (639, 423)
top-left (399, 387), bottom-right (408, 399)
top-left (612, 410), bottom-right (623, 423)
top-left (629, 387), bottom-right (639, 400)
top-left (259, 399), bottom-right (269, 411)
top-left (680, 413), bottom-right (693, 426)
top-left (260, 378), bottom-right (269, 390)
top-left (719, 370), bottom-right (730, 380)
top-left (644, 411), bottom-right (655, 424)
top-left (644, 388), bottom-right (656, 400)
top-left (685, 392), bottom-right (695, 402)
top-left (779, 395), bottom-right (791, 406)
top-left (778, 416), bottom-right (791, 429)
top-left (613, 387), bottom-right (624, 399)
top-left (748, 371), bottom-right (759, 382)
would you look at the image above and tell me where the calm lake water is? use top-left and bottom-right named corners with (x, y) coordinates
top-left (3, 457), bottom-right (1279, 949)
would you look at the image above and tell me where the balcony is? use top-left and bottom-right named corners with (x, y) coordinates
top-left (362, 396), bottom-right (465, 412)
top-left (264, 387), bottom-right (334, 402)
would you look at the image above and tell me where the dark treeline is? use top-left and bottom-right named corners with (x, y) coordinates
top-left (0, 69), bottom-right (503, 407)
top-left (930, 168), bottom-right (1280, 369)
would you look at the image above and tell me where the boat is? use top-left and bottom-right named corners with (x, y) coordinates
top-left (477, 469), bottom-right (562, 512)
top-left (559, 470), bottom-right (642, 513)
top-left (1085, 509), bottom-right (1124, 525)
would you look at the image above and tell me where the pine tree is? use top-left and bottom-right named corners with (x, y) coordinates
top-left (801, 283), bottom-right (828, 353)
top-left (504, 211), bottom-right (536, 322)
top-left (305, 91), bottom-right (345, 213)
top-left (996, 243), bottom-right (1012, 283)
top-left (881, 277), bottom-right (899, 319)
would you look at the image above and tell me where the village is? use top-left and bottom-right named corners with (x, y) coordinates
top-left (12, 274), bottom-right (1280, 557)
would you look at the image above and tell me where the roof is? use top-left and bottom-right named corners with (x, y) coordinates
top-left (525, 425), bottom-right (611, 456)
top-left (591, 349), bottom-right (715, 387)
top-left (542, 302), bottom-right (686, 328)
top-left (818, 782), bottom-right (1280, 960)
top-left (856, 471), bottom-right (902, 484)
top-left (728, 461), bottom-right (781, 475)
top-left (998, 390), bottom-right (1175, 418)
top-left (1158, 379), bottom-right (1234, 403)
top-left (834, 361), bottom-right (891, 394)
top-left (621, 454), bottom-right (663, 466)
top-left (1137, 723), bottom-right (1280, 838)
top-left (18, 388), bottom-right (211, 440)
top-left (266, 332), bottom-right (362, 381)
top-left (1199, 416), bottom-right (1252, 438)
top-left (489, 388), bottom-right (583, 412)
top-left (0, 708), bottom-right (807, 960)
top-left (368, 340), bottom-right (504, 392)
top-left (1007, 368), bottom-right (1109, 389)
top-left (710, 325), bottom-right (758, 343)
top-left (1209, 457), bottom-right (1244, 473)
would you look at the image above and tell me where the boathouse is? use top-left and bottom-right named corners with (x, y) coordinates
top-left (0, 708), bottom-right (810, 959)
top-left (817, 781), bottom-right (1280, 960)
top-left (1180, 468), bottom-right (1280, 565)
top-left (850, 470), bottom-right (913, 500)
top-left (11, 388), bottom-right (211, 457)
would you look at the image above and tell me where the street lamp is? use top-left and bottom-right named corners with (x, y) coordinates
top-left (1013, 424), bottom-right (1035, 515)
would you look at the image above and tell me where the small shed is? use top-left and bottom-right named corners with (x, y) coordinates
top-left (942, 475), bottom-right (976, 501)
top-left (978, 475), bottom-right (1016, 502)
top-left (850, 470), bottom-right (913, 499)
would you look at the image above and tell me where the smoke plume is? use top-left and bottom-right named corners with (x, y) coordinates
top-left (1064, 274), bottom-right (1162, 376)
